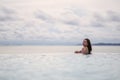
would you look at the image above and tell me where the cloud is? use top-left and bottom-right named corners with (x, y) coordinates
top-left (35, 10), bottom-right (55, 24)
top-left (107, 11), bottom-right (120, 22)
top-left (61, 19), bottom-right (80, 26)
top-left (94, 11), bottom-right (120, 22)
top-left (0, 0), bottom-right (120, 44)
top-left (0, 6), bottom-right (19, 21)
top-left (90, 11), bottom-right (120, 28)
top-left (91, 22), bottom-right (104, 27)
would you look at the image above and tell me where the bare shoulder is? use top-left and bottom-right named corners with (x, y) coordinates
top-left (82, 47), bottom-right (89, 54)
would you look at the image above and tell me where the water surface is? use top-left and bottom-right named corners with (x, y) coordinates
top-left (0, 46), bottom-right (120, 80)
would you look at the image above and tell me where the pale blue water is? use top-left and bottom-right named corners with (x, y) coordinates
top-left (0, 46), bottom-right (120, 80)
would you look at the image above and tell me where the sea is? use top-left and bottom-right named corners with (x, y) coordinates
top-left (0, 46), bottom-right (120, 80)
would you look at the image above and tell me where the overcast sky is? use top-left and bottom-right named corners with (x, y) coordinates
top-left (0, 0), bottom-right (120, 45)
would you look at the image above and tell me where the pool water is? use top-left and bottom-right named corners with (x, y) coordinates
top-left (0, 52), bottom-right (120, 80)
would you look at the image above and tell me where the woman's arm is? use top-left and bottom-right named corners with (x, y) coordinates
top-left (75, 50), bottom-right (81, 53)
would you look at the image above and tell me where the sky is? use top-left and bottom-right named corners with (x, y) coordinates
top-left (0, 0), bottom-right (120, 45)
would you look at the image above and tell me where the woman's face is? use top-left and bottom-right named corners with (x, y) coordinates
top-left (83, 39), bottom-right (88, 47)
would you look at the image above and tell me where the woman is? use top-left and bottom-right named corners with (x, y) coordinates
top-left (75, 38), bottom-right (92, 54)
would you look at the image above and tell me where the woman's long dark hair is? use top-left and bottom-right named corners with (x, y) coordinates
top-left (85, 38), bottom-right (92, 54)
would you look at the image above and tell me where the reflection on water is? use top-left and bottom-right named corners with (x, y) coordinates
top-left (0, 53), bottom-right (120, 80)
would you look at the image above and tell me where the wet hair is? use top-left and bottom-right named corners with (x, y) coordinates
top-left (84, 38), bottom-right (92, 54)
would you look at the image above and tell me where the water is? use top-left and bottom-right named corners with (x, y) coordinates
top-left (0, 46), bottom-right (120, 80)
top-left (0, 46), bottom-right (120, 54)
